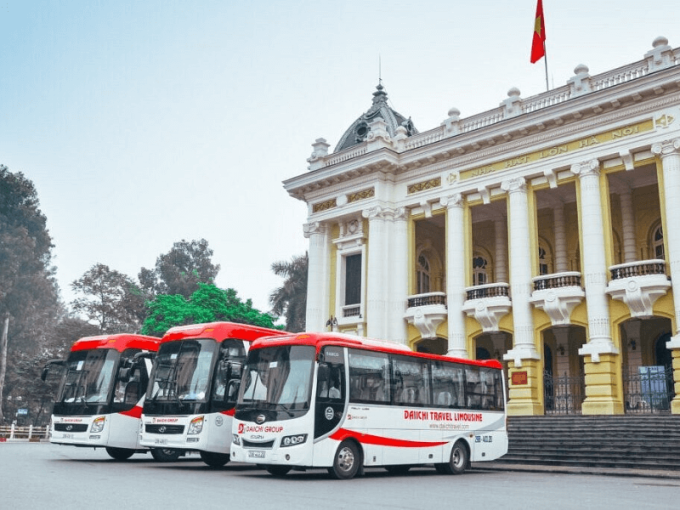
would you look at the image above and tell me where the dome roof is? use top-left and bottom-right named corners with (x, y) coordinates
top-left (334, 84), bottom-right (417, 153)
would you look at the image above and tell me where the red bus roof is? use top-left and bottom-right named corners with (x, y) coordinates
top-left (249, 332), bottom-right (503, 369)
top-left (71, 334), bottom-right (161, 353)
top-left (160, 322), bottom-right (286, 345)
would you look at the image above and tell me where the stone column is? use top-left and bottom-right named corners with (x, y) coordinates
top-left (570, 159), bottom-right (621, 415)
top-left (494, 217), bottom-right (508, 282)
top-left (441, 194), bottom-right (468, 358)
top-left (501, 177), bottom-right (542, 415)
top-left (619, 188), bottom-right (637, 263)
top-left (363, 207), bottom-right (388, 340)
top-left (554, 203), bottom-right (568, 273)
top-left (387, 207), bottom-right (409, 345)
top-left (303, 221), bottom-right (329, 333)
top-left (652, 139), bottom-right (680, 414)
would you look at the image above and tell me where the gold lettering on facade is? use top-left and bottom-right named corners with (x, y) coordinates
top-left (539, 145), bottom-right (568, 158)
top-left (459, 119), bottom-right (653, 181)
top-left (611, 126), bottom-right (638, 138)
top-left (578, 136), bottom-right (600, 148)
top-left (505, 156), bottom-right (529, 168)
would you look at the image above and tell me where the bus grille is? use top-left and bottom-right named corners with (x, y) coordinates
top-left (242, 439), bottom-right (275, 449)
top-left (55, 424), bottom-right (88, 432)
top-left (145, 424), bottom-right (185, 435)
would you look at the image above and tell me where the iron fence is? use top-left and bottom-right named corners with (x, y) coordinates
top-left (544, 371), bottom-right (585, 415)
top-left (623, 365), bottom-right (675, 414)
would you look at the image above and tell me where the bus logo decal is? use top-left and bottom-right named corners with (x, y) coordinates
top-left (255, 414), bottom-right (266, 424)
top-left (158, 426), bottom-right (167, 434)
top-left (325, 407), bottom-right (334, 420)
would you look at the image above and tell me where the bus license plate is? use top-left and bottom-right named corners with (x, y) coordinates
top-left (62, 433), bottom-right (73, 439)
top-left (154, 439), bottom-right (168, 445)
top-left (248, 450), bottom-right (265, 459)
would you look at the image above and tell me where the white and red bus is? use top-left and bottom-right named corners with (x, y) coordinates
top-left (42, 333), bottom-right (163, 460)
top-left (139, 322), bottom-right (286, 467)
top-left (230, 332), bottom-right (508, 479)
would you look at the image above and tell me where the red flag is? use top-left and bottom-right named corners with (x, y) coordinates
top-left (530, 0), bottom-right (546, 63)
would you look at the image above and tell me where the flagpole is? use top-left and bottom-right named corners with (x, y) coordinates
top-left (543, 41), bottom-right (549, 91)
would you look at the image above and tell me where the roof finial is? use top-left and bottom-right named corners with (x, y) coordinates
top-left (379, 54), bottom-right (382, 87)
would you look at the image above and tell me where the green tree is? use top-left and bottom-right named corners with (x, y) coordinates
top-left (0, 165), bottom-right (59, 424)
top-left (71, 263), bottom-right (145, 333)
top-left (141, 283), bottom-right (280, 337)
top-left (269, 253), bottom-right (308, 332)
top-left (139, 239), bottom-right (220, 299)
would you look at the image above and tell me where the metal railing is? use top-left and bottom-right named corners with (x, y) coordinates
top-left (533, 272), bottom-right (582, 291)
top-left (465, 283), bottom-right (510, 301)
top-left (342, 305), bottom-right (361, 318)
top-left (407, 292), bottom-right (447, 308)
top-left (544, 371), bottom-right (585, 415)
top-left (623, 365), bottom-right (675, 414)
top-left (610, 259), bottom-right (667, 280)
top-left (0, 424), bottom-right (48, 442)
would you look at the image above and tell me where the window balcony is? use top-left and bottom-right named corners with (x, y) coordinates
top-left (606, 260), bottom-right (671, 318)
top-left (404, 292), bottom-right (447, 339)
top-left (530, 272), bottom-right (585, 327)
top-left (462, 283), bottom-right (511, 333)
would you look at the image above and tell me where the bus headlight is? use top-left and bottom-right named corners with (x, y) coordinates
top-left (280, 434), bottom-right (307, 447)
top-left (232, 434), bottom-right (241, 446)
top-left (187, 416), bottom-right (204, 435)
top-left (91, 417), bottom-right (106, 433)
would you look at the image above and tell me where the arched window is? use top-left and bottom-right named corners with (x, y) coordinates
top-left (417, 254), bottom-right (431, 294)
top-left (538, 239), bottom-right (553, 275)
top-left (653, 225), bottom-right (664, 260)
top-left (472, 255), bottom-right (488, 286)
top-left (538, 247), bottom-right (549, 275)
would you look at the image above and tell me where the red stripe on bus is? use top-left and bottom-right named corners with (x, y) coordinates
top-left (119, 406), bottom-right (143, 419)
top-left (221, 409), bottom-right (236, 416)
top-left (329, 428), bottom-right (447, 448)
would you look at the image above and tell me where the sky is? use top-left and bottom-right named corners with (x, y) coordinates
top-left (1, 1), bottom-right (678, 319)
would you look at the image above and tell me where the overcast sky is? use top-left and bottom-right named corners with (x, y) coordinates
top-left (2, 1), bottom-right (678, 318)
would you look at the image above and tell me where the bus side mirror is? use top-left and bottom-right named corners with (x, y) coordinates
top-left (225, 361), bottom-right (243, 382)
top-left (41, 359), bottom-right (65, 381)
top-left (118, 367), bottom-right (132, 382)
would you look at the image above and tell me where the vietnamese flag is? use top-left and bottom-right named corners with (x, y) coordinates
top-left (530, 0), bottom-right (546, 63)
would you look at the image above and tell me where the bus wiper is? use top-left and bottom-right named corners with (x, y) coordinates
top-left (278, 404), bottom-right (294, 417)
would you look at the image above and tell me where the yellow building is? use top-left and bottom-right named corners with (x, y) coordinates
top-left (284, 37), bottom-right (680, 416)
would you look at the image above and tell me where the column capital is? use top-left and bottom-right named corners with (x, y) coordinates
top-left (303, 221), bottom-right (326, 238)
top-left (500, 176), bottom-right (526, 194)
top-left (362, 206), bottom-right (383, 221)
top-left (570, 159), bottom-right (600, 178)
top-left (651, 139), bottom-right (680, 158)
top-left (440, 193), bottom-right (464, 209)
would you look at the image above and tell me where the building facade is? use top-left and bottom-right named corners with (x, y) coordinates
top-left (284, 37), bottom-right (680, 416)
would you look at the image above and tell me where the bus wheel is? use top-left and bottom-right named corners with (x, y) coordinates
top-left (105, 447), bottom-right (135, 461)
top-left (440, 441), bottom-right (468, 475)
top-left (151, 448), bottom-right (181, 462)
top-left (329, 440), bottom-right (361, 480)
top-left (265, 465), bottom-right (292, 477)
top-left (200, 451), bottom-right (230, 468)
top-left (385, 465), bottom-right (410, 475)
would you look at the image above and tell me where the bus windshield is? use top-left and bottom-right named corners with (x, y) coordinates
top-left (58, 349), bottom-right (120, 404)
top-left (238, 345), bottom-right (315, 411)
top-left (147, 339), bottom-right (217, 403)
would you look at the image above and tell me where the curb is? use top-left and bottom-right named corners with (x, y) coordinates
top-left (472, 462), bottom-right (680, 480)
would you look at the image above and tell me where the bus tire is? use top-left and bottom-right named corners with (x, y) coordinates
top-left (328, 440), bottom-right (361, 480)
top-left (150, 448), bottom-right (181, 462)
top-left (200, 451), bottom-right (230, 468)
top-left (440, 440), bottom-right (468, 475)
top-left (385, 465), bottom-right (410, 475)
top-left (105, 447), bottom-right (135, 461)
top-left (265, 465), bottom-right (292, 477)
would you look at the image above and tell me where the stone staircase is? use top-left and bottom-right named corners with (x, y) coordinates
top-left (494, 415), bottom-right (680, 471)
